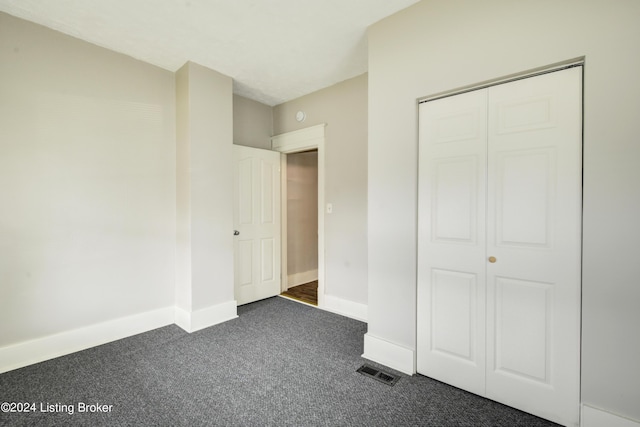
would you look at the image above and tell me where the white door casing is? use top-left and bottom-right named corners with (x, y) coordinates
top-left (271, 124), bottom-right (326, 308)
top-left (417, 66), bottom-right (582, 426)
top-left (233, 145), bottom-right (281, 306)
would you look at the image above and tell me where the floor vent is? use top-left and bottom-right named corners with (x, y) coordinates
top-left (357, 364), bottom-right (399, 386)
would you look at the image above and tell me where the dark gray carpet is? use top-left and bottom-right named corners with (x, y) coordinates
top-left (0, 297), bottom-right (559, 426)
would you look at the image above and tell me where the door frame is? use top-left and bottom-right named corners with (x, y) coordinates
top-left (272, 124), bottom-right (326, 308)
top-left (418, 57), bottom-right (584, 104)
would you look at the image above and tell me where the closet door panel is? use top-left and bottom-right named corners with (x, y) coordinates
top-left (486, 67), bottom-right (582, 426)
top-left (432, 156), bottom-right (478, 243)
top-left (496, 148), bottom-right (555, 247)
top-left (417, 89), bottom-right (487, 396)
top-left (493, 276), bottom-right (552, 382)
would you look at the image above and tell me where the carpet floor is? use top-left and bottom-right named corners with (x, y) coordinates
top-left (0, 297), bottom-right (559, 426)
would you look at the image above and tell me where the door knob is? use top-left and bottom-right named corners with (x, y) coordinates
top-left (488, 256), bottom-right (497, 263)
top-left (234, 230), bottom-right (240, 236)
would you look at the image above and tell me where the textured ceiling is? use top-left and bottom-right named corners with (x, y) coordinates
top-left (0, 0), bottom-right (419, 105)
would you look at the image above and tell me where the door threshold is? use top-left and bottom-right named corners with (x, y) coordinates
top-left (278, 294), bottom-right (318, 308)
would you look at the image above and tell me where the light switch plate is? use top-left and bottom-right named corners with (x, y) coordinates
top-left (326, 203), bottom-right (333, 214)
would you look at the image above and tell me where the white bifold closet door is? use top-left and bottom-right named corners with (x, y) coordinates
top-left (417, 67), bottom-right (582, 426)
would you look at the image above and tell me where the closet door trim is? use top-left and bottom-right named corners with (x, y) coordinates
top-left (418, 58), bottom-right (583, 105)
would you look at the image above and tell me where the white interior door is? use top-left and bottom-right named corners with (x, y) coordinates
top-left (485, 67), bottom-right (582, 426)
top-left (417, 89), bottom-right (488, 396)
top-left (233, 145), bottom-right (281, 305)
top-left (417, 66), bottom-right (582, 426)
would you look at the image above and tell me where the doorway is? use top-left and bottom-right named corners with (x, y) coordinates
top-left (280, 150), bottom-right (318, 305)
top-left (271, 124), bottom-right (326, 308)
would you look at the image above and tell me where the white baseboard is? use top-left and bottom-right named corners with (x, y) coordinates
top-left (362, 333), bottom-right (415, 375)
top-left (287, 269), bottom-right (318, 288)
top-left (174, 300), bottom-right (238, 333)
top-left (0, 301), bottom-right (240, 374)
top-left (582, 405), bottom-right (640, 427)
top-left (0, 306), bottom-right (175, 374)
top-left (322, 294), bottom-right (367, 322)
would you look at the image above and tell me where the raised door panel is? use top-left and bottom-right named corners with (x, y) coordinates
top-left (237, 240), bottom-right (253, 287)
top-left (237, 158), bottom-right (253, 225)
top-left (493, 276), bottom-right (552, 384)
top-left (432, 156), bottom-right (478, 244)
top-left (258, 158), bottom-right (277, 293)
top-left (431, 269), bottom-right (477, 362)
top-left (261, 238), bottom-right (275, 282)
top-left (495, 148), bottom-right (555, 248)
top-left (261, 160), bottom-right (275, 224)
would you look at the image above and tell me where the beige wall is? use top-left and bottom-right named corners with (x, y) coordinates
top-left (0, 12), bottom-right (176, 346)
top-left (176, 62), bottom-right (235, 320)
top-left (233, 95), bottom-right (272, 150)
top-left (286, 151), bottom-right (318, 281)
top-left (367, 0), bottom-right (640, 422)
top-left (274, 74), bottom-right (368, 305)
